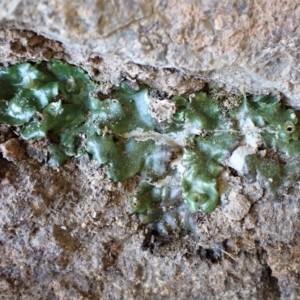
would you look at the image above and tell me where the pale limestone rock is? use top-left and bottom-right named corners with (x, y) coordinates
top-left (0, 0), bottom-right (300, 105)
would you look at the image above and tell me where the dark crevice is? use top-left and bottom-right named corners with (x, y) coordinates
top-left (197, 242), bottom-right (225, 263)
top-left (228, 166), bottom-right (239, 177)
top-left (141, 228), bottom-right (169, 253)
top-left (257, 265), bottom-right (281, 300)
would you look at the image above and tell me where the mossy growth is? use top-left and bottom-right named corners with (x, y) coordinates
top-left (1, 59), bottom-right (300, 235)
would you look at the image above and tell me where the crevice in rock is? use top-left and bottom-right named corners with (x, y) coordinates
top-left (197, 242), bottom-right (225, 264)
top-left (258, 265), bottom-right (281, 300)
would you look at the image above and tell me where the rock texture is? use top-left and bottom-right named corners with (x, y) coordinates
top-left (0, 1), bottom-right (300, 299)
top-left (0, 143), bottom-right (289, 300)
top-left (1, 1), bottom-right (300, 105)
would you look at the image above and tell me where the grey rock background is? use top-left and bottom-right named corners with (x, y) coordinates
top-left (0, 1), bottom-right (300, 299)
top-left (1, 0), bottom-right (300, 105)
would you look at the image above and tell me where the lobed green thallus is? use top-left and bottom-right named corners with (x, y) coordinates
top-left (1, 59), bottom-right (300, 233)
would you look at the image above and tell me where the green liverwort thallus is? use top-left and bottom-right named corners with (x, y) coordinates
top-left (1, 59), bottom-right (300, 234)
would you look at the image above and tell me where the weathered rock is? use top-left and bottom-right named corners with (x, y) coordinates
top-left (223, 191), bottom-right (251, 221)
top-left (0, 139), bottom-right (25, 162)
top-left (0, 1), bottom-right (300, 299)
top-left (1, 1), bottom-right (300, 105)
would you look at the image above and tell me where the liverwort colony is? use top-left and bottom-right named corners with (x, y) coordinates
top-left (1, 59), bottom-right (300, 234)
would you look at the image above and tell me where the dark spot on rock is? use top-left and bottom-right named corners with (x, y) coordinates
top-left (257, 265), bottom-right (281, 300)
top-left (228, 166), bottom-right (239, 177)
top-left (53, 224), bottom-right (79, 252)
top-left (10, 41), bottom-right (27, 54)
top-left (198, 243), bottom-right (224, 263)
top-left (93, 68), bottom-right (100, 76)
top-left (89, 56), bottom-right (103, 64)
top-left (141, 228), bottom-right (168, 253)
top-left (28, 35), bottom-right (46, 47)
top-left (42, 49), bottom-right (54, 60)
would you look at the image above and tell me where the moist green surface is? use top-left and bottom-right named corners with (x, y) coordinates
top-left (1, 59), bottom-right (300, 231)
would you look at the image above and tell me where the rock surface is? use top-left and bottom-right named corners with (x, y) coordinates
top-left (1, 0), bottom-right (300, 105)
top-left (0, 1), bottom-right (300, 299)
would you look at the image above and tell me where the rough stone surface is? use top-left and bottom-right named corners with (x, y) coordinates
top-left (223, 191), bottom-right (251, 221)
top-left (0, 142), bottom-right (290, 300)
top-left (0, 1), bottom-right (299, 299)
top-left (1, 1), bottom-right (300, 105)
